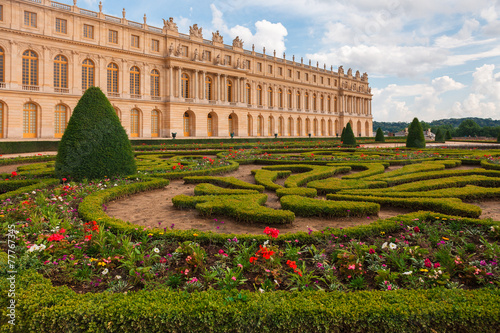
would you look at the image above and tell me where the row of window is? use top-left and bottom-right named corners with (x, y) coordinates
top-left (0, 102), bottom-right (161, 138)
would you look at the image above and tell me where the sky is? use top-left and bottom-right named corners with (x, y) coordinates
top-left (73, 0), bottom-right (500, 123)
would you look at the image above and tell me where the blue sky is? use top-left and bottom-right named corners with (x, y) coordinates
top-left (74, 0), bottom-right (500, 122)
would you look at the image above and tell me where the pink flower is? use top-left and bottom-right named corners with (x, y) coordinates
top-left (424, 258), bottom-right (432, 268)
top-left (231, 276), bottom-right (237, 281)
top-left (369, 248), bottom-right (375, 254)
top-left (434, 262), bottom-right (440, 268)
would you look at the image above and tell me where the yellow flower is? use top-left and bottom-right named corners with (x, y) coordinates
top-left (159, 232), bottom-right (164, 235)
top-left (442, 237), bottom-right (449, 241)
top-left (0, 215), bottom-right (4, 218)
top-left (148, 233), bottom-right (153, 236)
top-left (98, 262), bottom-right (106, 266)
top-left (193, 233), bottom-right (198, 237)
top-left (380, 231), bottom-right (385, 235)
top-left (420, 269), bottom-right (428, 272)
top-left (90, 258), bottom-right (98, 262)
top-left (435, 217), bottom-right (440, 219)
top-left (442, 218), bottom-right (447, 220)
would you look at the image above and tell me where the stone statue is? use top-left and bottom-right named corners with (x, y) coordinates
top-left (347, 68), bottom-right (352, 76)
top-left (99, 1), bottom-right (102, 12)
top-left (215, 54), bottom-right (221, 65)
top-left (212, 31), bottom-right (223, 43)
top-left (168, 43), bottom-right (174, 56)
top-left (122, 8), bottom-right (126, 19)
top-left (143, 14), bottom-right (147, 25)
top-left (232, 36), bottom-right (243, 48)
top-left (163, 17), bottom-right (178, 31)
top-left (362, 72), bottom-right (368, 81)
top-left (193, 49), bottom-right (199, 61)
top-left (175, 44), bottom-right (181, 56)
top-left (201, 50), bottom-right (206, 61)
top-left (236, 58), bottom-right (241, 68)
top-left (189, 24), bottom-right (202, 38)
top-left (338, 65), bottom-right (344, 75)
top-left (355, 70), bottom-right (360, 78)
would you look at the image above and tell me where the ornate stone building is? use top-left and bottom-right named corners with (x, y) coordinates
top-left (0, 0), bottom-right (373, 139)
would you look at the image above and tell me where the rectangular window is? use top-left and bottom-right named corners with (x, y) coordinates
top-left (0, 5), bottom-right (3, 21)
top-left (131, 35), bottom-right (139, 48)
top-left (296, 71), bottom-right (300, 79)
top-left (334, 79), bottom-right (337, 87)
top-left (181, 45), bottom-right (188, 57)
top-left (305, 73), bottom-right (309, 81)
top-left (24, 11), bottom-right (37, 28)
top-left (278, 67), bottom-right (283, 76)
top-left (327, 78), bottom-right (331, 85)
top-left (320, 76), bottom-right (324, 84)
top-left (288, 69), bottom-right (292, 77)
top-left (109, 30), bottom-right (118, 44)
top-left (152, 39), bottom-right (159, 52)
top-left (268, 65), bottom-right (272, 74)
top-left (203, 50), bottom-right (212, 61)
top-left (83, 24), bottom-right (94, 39)
top-left (257, 62), bottom-right (262, 72)
top-left (55, 18), bottom-right (67, 34)
top-left (225, 55), bottom-right (231, 65)
top-left (245, 60), bottom-right (251, 69)
top-left (313, 75), bottom-right (316, 83)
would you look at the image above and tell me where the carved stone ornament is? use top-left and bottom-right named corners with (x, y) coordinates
top-left (355, 70), bottom-right (360, 78)
top-left (175, 44), bottom-right (181, 57)
top-left (168, 43), bottom-right (174, 56)
top-left (163, 17), bottom-right (178, 31)
top-left (214, 54), bottom-right (221, 65)
top-left (338, 65), bottom-right (344, 75)
top-left (347, 68), bottom-right (352, 76)
top-left (232, 36), bottom-right (243, 48)
top-left (212, 31), bottom-right (223, 43)
top-left (362, 72), bottom-right (368, 81)
top-left (189, 24), bottom-right (203, 38)
top-left (193, 49), bottom-right (199, 61)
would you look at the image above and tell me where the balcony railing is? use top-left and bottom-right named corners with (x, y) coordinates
top-left (54, 87), bottom-right (69, 94)
top-left (151, 96), bottom-right (161, 101)
top-left (107, 92), bottom-right (120, 98)
top-left (80, 9), bottom-right (98, 17)
top-left (130, 94), bottom-right (142, 99)
top-left (0, 83), bottom-right (6, 89)
top-left (51, 1), bottom-right (71, 11)
top-left (22, 85), bottom-right (39, 91)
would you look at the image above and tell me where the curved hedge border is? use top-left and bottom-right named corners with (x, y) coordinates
top-left (330, 162), bottom-right (387, 179)
top-left (193, 183), bottom-right (260, 196)
top-left (481, 159), bottom-right (500, 170)
top-left (364, 162), bottom-right (447, 181)
top-left (0, 178), bottom-right (59, 201)
top-left (387, 175), bottom-right (500, 192)
top-left (307, 178), bottom-right (387, 194)
top-left (276, 187), bottom-right (317, 198)
top-left (252, 169), bottom-right (291, 190)
top-left (148, 160), bottom-right (240, 179)
top-left (280, 195), bottom-right (380, 218)
top-left (379, 168), bottom-right (500, 187)
top-left (261, 165), bottom-right (350, 188)
top-left (183, 176), bottom-right (265, 192)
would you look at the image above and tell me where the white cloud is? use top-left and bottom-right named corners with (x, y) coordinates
top-left (176, 17), bottom-right (192, 34)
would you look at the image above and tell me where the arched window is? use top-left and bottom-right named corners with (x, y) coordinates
top-left (151, 110), bottom-right (159, 137)
top-left (328, 119), bottom-right (333, 136)
top-left (183, 112), bottom-right (190, 136)
top-left (151, 69), bottom-right (160, 98)
top-left (82, 59), bottom-right (95, 91)
top-left (0, 102), bottom-right (4, 138)
top-left (107, 63), bottom-right (119, 94)
top-left (0, 47), bottom-right (4, 83)
top-left (287, 90), bottom-right (292, 108)
top-left (23, 103), bottom-right (37, 138)
top-left (130, 66), bottom-right (140, 97)
top-left (278, 117), bottom-right (283, 136)
top-left (54, 104), bottom-right (67, 138)
top-left (205, 76), bottom-right (213, 100)
top-left (268, 116), bottom-right (274, 136)
top-left (257, 116), bottom-right (263, 136)
top-left (130, 109), bottom-right (140, 137)
top-left (207, 113), bottom-right (213, 137)
top-left (312, 94), bottom-right (317, 111)
top-left (334, 96), bottom-right (338, 113)
top-left (54, 55), bottom-right (68, 91)
top-left (22, 50), bottom-right (38, 87)
top-left (320, 95), bottom-right (324, 112)
top-left (278, 89), bottom-right (283, 108)
top-left (246, 83), bottom-right (251, 104)
top-left (305, 92), bottom-right (309, 111)
top-left (227, 79), bottom-right (232, 102)
top-left (181, 74), bottom-right (189, 98)
top-left (257, 85), bottom-right (262, 106)
top-left (267, 87), bottom-right (273, 107)
top-left (228, 114), bottom-right (234, 135)
top-left (296, 91), bottom-right (301, 109)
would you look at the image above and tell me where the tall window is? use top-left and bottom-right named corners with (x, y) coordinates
top-left (225, 55), bottom-right (231, 66)
top-left (227, 80), bottom-right (232, 102)
top-left (23, 103), bottom-right (37, 138)
top-left (151, 110), bottom-right (159, 137)
top-left (55, 18), bottom-right (67, 34)
top-left (287, 90), bottom-right (292, 108)
top-left (305, 93), bottom-right (309, 111)
top-left (314, 119), bottom-right (318, 136)
top-left (207, 114), bottom-right (213, 137)
top-left (109, 30), bottom-right (118, 44)
top-left (321, 119), bottom-right (326, 136)
top-left (246, 83), bottom-right (251, 104)
top-left (0, 5), bottom-right (3, 21)
top-left (83, 24), bottom-right (94, 39)
top-left (268, 116), bottom-right (273, 136)
top-left (203, 51), bottom-right (212, 61)
top-left (288, 117), bottom-right (293, 136)
top-left (320, 95), bottom-right (324, 111)
top-left (312, 94), bottom-right (317, 111)
top-left (267, 87), bottom-right (273, 107)
top-left (257, 116), bottom-right (263, 136)
top-left (278, 117), bottom-right (283, 136)
top-left (53, 55), bottom-right (68, 90)
top-left (327, 96), bottom-right (331, 112)
top-left (305, 118), bottom-right (311, 135)
top-left (257, 85), bottom-right (262, 106)
top-left (54, 104), bottom-right (67, 138)
top-left (296, 91), bottom-right (301, 109)
top-left (181, 46), bottom-right (188, 57)
top-left (130, 66), bottom-right (140, 97)
top-left (247, 115), bottom-right (252, 136)
top-left (152, 39), bottom-right (159, 52)
top-left (297, 118), bottom-right (302, 136)
top-left (22, 50), bottom-right (38, 86)
top-left (131, 35), bottom-right (139, 48)
top-left (181, 73), bottom-right (189, 98)
top-left (334, 97), bottom-right (338, 113)
top-left (228, 114), bottom-right (234, 135)
top-left (0, 102), bottom-right (4, 138)
top-left (278, 89), bottom-right (283, 108)
top-left (150, 69), bottom-right (160, 98)
top-left (107, 63), bottom-right (119, 94)
top-left (0, 47), bottom-right (4, 83)
top-left (82, 59), bottom-right (94, 91)
top-left (183, 112), bottom-right (190, 136)
top-left (205, 76), bottom-right (212, 100)
top-left (24, 11), bottom-right (37, 28)
top-left (130, 109), bottom-right (140, 137)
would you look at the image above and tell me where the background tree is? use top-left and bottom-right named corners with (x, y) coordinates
top-left (375, 127), bottom-right (385, 142)
top-left (445, 130), bottom-right (452, 140)
top-left (406, 117), bottom-right (426, 148)
top-left (342, 123), bottom-right (356, 146)
top-left (55, 87), bottom-right (136, 181)
top-left (498, 130), bottom-right (500, 143)
top-left (456, 119), bottom-right (481, 137)
top-left (434, 128), bottom-right (445, 142)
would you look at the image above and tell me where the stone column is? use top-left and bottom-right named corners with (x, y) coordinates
top-left (201, 71), bottom-right (206, 100)
top-left (168, 66), bottom-right (173, 98)
top-left (216, 74), bottom-right (221, 101)
top-left (194, 70), bottom-right (199, 100)
top-left (178, 67), bottom-right (182, 98)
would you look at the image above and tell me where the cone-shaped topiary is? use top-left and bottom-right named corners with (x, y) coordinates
top-left (340, 127), bottom-right (346, 142)
top-left (55, 87), bottom-right (136, 181)
top-left (445, 130), bottom-right (452, 140)
top-left (342, 123), bottom-right (357, 146)
top-left (435, 128), bottom-right (445, 142)
top-left (406, 117), bottom-right (426, 148)
top-left (375, 127), bottom-right (385, 142)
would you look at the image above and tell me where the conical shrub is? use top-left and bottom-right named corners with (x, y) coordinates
top-left (435, 128), bottom-right (445, 142)
top-left (55, 87), bottom-right (136, 181)
top-left (342, 123), bottom-right (356, 146)
top-left (375, 127), bottom-right (385, 142)
top-left (445, 130), bottom-right (452, 140)
top-left (405, 117), bottom-right (426, 148)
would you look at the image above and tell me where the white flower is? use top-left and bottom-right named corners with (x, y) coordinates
top-left (32, 191), bottom-right (36, 194)
top-left (389, 243), bottom-right (397, 250)
top-left (114, 184), bottom-right (118, 187)
top-left (258, 288), bottom-right (265, 293)
top-left (402, 271), bottom-right (412, 275)
top-left (153, 248), bottom-right (160, 254)
top-left (27, 245), bottom-right (39, 253)
top-left (263, 240), bottom-right (269, 246)
top-left (115, 275), bottom-right (122, 280)
top-left (102, 268), bottom-right (109, 275)
top-left (381, 242), bottom-right (388, 249)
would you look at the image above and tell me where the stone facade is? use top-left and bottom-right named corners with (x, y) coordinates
top-left (0, 0), bottom-right (373, 139)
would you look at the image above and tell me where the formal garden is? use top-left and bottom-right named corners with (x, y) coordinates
top-left (1, 88), bottom-right (500, 332)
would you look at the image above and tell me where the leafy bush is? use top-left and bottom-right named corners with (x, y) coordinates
top-left (55, 87), bottom-right (136, 180)
top-left (406, 117), bottom-right (426, 148)
top-left (375, 127), bottom-right (385, 142)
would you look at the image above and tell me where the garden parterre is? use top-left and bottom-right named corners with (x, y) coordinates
top-left (1, 143), bottom-right (500, 331)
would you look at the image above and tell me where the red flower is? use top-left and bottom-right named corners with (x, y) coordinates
top-left (249, 256), bottom-right (258, 264)
top-left (62, 178), bottom-right (67, 182)
top-left (369, 248), bottom-right (376, 254)
top-left (286, 260), bottom-right (297, 270)
top-left (264, 227), bottom-right (280, 239)
top-left (257, 245), bottom-right (274, 260)
top-left (413, 226), bottom-right (420, 233)
top-left (172, 166), bottom-right (176, 170)
top-left (85, 234), bottom-right (92, 241)
top-left (434, 262), bottom-right (441, 268)
top-left (48, 233), bottom-right (64, 242)
top-left (424, 258), bottom-right (432, 268)
top-left (11, 171), bottom-right (18, 177)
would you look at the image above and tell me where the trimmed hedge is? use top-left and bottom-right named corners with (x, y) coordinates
top-left (172, 193), bottom-right (295, 224)
top-left (335, 163), bottom-right (387, 179)
top-left (481, 159), bottom-right (500, 170)
top-left (0, 155), bottom-right (56, 166)
top-left (261, 165), bottom-right (350, 188)
top-left (146, 160), bottom-right (240, 179)
top-left (2, 269), bottom-right (500, 333)
top-left (0, 178), bottom-right (59, 201)
top-left (252, 169), bottom-right (291, 190)
top-left (193, 183), bottom-right (260, 196)
top-left (307, 178), bottom-right (387, 194)
top-left (183, 176), bottom-right (264, 192)
top-left (406, 117), bottom-right (426, 148)
top-left (275, 187), bottom-right (317, 198)
top-left (327, 194), bottom-right (482, 218)
top-left (365, 162), bottom-right (447, 181)
top-left (281, 195), bottom-right (380, 218)
top-left (0, 179), bottom-right (47, 193)
top-left (387, 175), bottom-right (500, 192)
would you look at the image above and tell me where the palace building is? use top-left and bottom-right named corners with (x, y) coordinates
top-left (0, 0), bottom-right (373, 139)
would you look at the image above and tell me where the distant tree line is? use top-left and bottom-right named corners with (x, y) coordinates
top-left (373, 117), bottom-right (500, 138)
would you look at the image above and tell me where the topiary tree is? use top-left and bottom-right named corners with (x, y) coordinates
top-left (342, 123), bottom-right (356, 146)
top-left (497, 130), bottom-right (500, 143)
top-left (340, 127), bottom-right (346, 142)
top-left (445, 130), bottom-right (452, 140)
top-left (434, 128), bottom-right (445, 142)
top-left (55, 87), bottom-right (136, 181)
top-left (375, 127), bottom-right (385, 142)
top-left (406, 117), bottom-right (426, 148)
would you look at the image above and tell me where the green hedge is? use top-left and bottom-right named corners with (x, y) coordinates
top-left (365, 162), bottom-right (447, 181)
top-left (193, 183), bottom-right (260, 196)
top-left (0, 179), bottom-right (47, 193)
top-left (0, 141), bottom-right (59, 154)
top-left (148, 160), bottom-right (240, 179)
top-left (183, 175), bottom-right (265, 192)
top-left (172, 193), bottom-right (294, 224)
top-left (481, 159), bottom-right (500, 170)
top-left (307, 178), bottom-right (387, 194)
top-left (252, 169), bottom-right (291, 190)
top-left (326, 194), bottom-right (482, 218)
top-left (275, 187), bottom-right (317, 198)
top-left (329, 163), bottom-right (387, 179)
top-left (281, 195), bottom-right (380, 218)
top-left (261, 165), bottom-right (350, 188)
top-left (0, 155), bottom-right (56, 166)
top-left (0, 179), bottom-right (59, 201)
top-left (379, 168), bottom-right (500, 187)
top-left (387, 175), bottom-right (500, 192)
